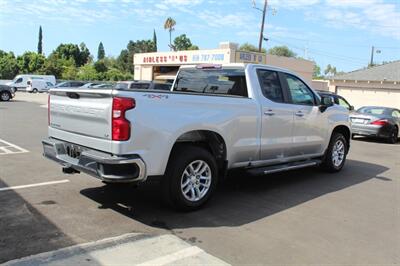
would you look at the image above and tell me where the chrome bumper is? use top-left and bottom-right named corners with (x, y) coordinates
top-left (42, 138), bottom-right (147, 183)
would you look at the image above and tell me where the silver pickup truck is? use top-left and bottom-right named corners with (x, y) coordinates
top-left (43, 64), bottom-right (351, 210)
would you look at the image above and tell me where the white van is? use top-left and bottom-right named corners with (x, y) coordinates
top-left (7, 75), bottom-right (56, 91)
top-left (26, 79), bottom-right (54, 93)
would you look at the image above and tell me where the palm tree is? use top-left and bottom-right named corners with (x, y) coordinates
top-left (164, 17), bottom-right (176, 50)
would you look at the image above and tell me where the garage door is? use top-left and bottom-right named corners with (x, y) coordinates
top-left (337, 87), bottom-right (400, 109)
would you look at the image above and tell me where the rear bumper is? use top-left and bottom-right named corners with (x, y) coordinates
top-left (42, 138), bottom-right (147, 183)
top-left (351, 124), bottom-right (392, 138)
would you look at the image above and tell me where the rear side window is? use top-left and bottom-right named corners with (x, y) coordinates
top-left (174, 68), bottom-right (248, 97)
top-left (257, 69), bottom-right (284, 103)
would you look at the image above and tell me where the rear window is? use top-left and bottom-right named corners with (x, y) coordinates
top-left (173, 68), bottom-right (248, 97)
top-left (357, 107), bottom-right (389, 115)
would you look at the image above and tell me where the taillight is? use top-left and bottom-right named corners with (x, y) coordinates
top-left (48, 94), bottom-right (50, 126)
top-left (370, 119), bottom-right (389, 126)
top-left (112, 97), bottom-right (135, 141)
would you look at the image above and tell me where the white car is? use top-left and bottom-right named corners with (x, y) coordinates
top-left (26, 79), bottom-right (54, 93)
top-left (7, 74), bottom-right (56, 91)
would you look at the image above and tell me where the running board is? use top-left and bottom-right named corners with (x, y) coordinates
top-left (247, 159), bottom-right (321, 175)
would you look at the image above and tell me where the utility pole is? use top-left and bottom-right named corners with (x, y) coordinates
top-left (370, 46), bottom-right (375, 66)
top-left (258, 0), bottom-right (267, 52)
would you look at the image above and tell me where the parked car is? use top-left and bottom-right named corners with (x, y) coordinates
top-left (54, 81), bottom-right (86, 88)
top-left (43, 64), bottom-right (351, 211)
top-left (7, 75), bottom-right (56, 92)
top-left (114, 81), bottom-right (151, 90)
top-left (316, 90), bottom-right (354, 111)
top-left (350, 106), bottom-right (400, 144)
top-left (79, 82), bottom-right (100, 88)
top-left (0, 85), bottom-right (15, 101)
top-left (91, 83), bottom-right (114, 89)
top-left (26, 79), bottom-right (54, 93)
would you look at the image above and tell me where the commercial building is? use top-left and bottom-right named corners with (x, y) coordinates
top-left (134, 42), bottom-right (314, 83)
top-left (328, 61), bottom-right (400, 109)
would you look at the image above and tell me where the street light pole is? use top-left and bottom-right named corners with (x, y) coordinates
top-left (258, 0), bottom-right (267, 53)
top-left (370, 46), bottom-right (375, 66)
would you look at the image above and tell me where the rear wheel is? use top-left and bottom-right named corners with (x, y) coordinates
top-left (162, 144), bottom-right (218, 211)
top-left (33, 88), bottom-right (38, 93)
top-left (321, 132), bottom-right (348, 172)
top-left (0, 91), bottom-right (11, 101)
top-left (387, 127), bottom-right (398, 144)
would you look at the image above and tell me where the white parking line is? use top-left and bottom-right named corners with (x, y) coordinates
top-left (0, 138), bottom-right (29, 155)
top-left (137, 246), bottom-right (203, 266)
top-left (0, 180), bottom-right (70, 192)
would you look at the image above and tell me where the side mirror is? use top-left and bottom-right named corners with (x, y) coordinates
top-left (349, 105), bottom-right (354, 111)
top-left (319, 95), bottom-right (334, 112)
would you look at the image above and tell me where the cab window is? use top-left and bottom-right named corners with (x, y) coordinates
top-left (284, 73), bottom-right (315, 106)
top-left (15, 78), bottom-right (23, 83)
top-left (174, 68), bottom-right (248, 97)
top-left (256, 69), bottom-right (284, 103)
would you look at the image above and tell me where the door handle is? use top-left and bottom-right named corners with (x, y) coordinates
top-left (264, 110), bottom-right (275, 116)
top-left (295, 111), bottom-right (304, 117)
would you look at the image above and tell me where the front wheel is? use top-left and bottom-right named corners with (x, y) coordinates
top-left (33, 88), bottom-right (38, 93)
top-left (162, 145), bottom-right (218, 211)
top-left (321, 132), bottom-right (348, 172)
top-left (0, 91), bottom-right (11, 101)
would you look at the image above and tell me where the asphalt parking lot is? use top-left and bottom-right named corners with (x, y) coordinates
top-left (1, 93), bottom-right (399, 265)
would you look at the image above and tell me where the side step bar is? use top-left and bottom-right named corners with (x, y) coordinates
top-left (247, 159), bottom-right (321, 176)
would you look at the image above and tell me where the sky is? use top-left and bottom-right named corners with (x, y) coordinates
top-left (0, 0), bottom-right (399, 72)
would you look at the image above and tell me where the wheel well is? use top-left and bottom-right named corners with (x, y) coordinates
top-left (332, 125), bottom-right (351, 146)
top-left (170, 130), bottom-right (227, 173)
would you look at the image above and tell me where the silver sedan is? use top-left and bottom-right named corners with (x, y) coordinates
top-left (350, 106), bottom-right (400, 144)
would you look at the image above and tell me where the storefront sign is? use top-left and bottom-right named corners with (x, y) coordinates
top-left (236, 52), bottom-right (265, 64)
top-left (138, 50), bottom-right (229, 65)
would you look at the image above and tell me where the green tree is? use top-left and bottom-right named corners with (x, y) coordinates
top-left (97, 42), bottom-right (105, 60)
top-left (94, 60), bottom-right (108, 73)
top-left (117, 39), bottom-right (156, 73)
top-left (268, 46), bottom-right (297, 57)
top-left (17, 52), bottom-right (46, 73)
top-left (0, 50), bottom-right (19, 79)
top-left (106, 68), bottom-right (133, 81)
top-left (313, 63), bottom-right (323, 79)
top-left (164, 17), bottom-right (176, 50)
top-left (117, 49), bottom-right (130, 73)
top-left (77, 64), bottom-right (98, 81)
top-left (52, 43), bottom-right (90, 67)
top-left (239, 42), bottom-right (266, 53)
top-left (153, 29), bottom-right (157, 52)
top-left (173, 34), bottom-right (194, 51)
top-left (38, 26), bottom-right (43, 55)
top-left (324, 64), bottom-right (337, 76)
top-left (187, 45), bottom-right (199, 50)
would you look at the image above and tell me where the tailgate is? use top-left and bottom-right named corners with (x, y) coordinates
top-left (49, 89), bottom-right (114, 151)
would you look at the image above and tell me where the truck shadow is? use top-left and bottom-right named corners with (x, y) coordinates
top-left (80, 159), bottom-right (389, 230)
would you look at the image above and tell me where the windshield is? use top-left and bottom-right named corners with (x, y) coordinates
top-left (357, 107), bottom-right (389, 115)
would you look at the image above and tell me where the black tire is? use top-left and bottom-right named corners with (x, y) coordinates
top-left (162, 144), bottom-right (218, 211)
top-left (321, 132), bottom-right (348, 172)
top-left (33, 88), bottom-right (38, 93)
top-left (387, 126), bottom-right (398, 144)
top-left (0, 91), bottom-right (11, 101)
